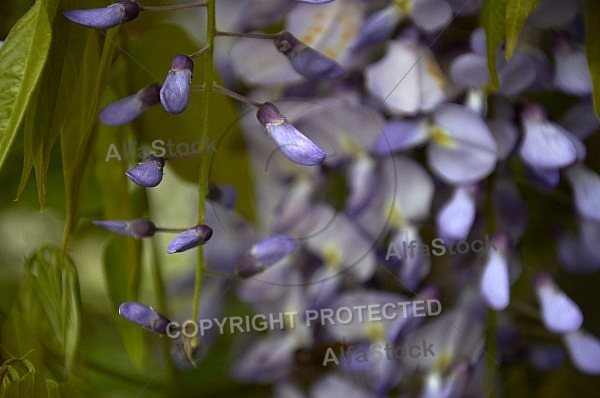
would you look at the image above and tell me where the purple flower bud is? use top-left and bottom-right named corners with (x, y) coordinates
top-left (118, 302), bottom-right (170, 334)
top-left (167, 224), bottom-right (213, 254)
top-left (160, 54), bottom-right (193, 114)
top-left (294, 0), bottom-right (334, 2)
top-left (100, 83), bottom-right (161, 126)
top-left (564, 330), bottom-right (600, 375)
top-left (535, 273), bottom-right (583, 334)
top-left (63, 1), bottom-right (139, 30)
top-left (93, 219), bottom-right (156, 238)
top-left (207, 183), bottom-right (237, 209)
top-left (125, 155), bottom-right (165, 187)
top-left (236, 236), bottom-right (296, 278)
top-left (274, 31), bottom-right (344, 80)
top-left (256, 102), bottom-right (326, 166)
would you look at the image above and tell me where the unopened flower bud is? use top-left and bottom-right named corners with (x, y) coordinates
top-left (535, 273), bottom-right (583, 334)
top-left (64, 1), bottom-right (139, 30)
top-left (167, 224), bottom-right (213, 254)
top-left (93, 218), bottom-right (156, 238)
top-left (257, 102), bottom-right (326, 166)
top-left (274, 31), bottom-right (344, 80)
top-left (100, 83), bottom-right (161, 126)
top-left (125, 155), bottom-right (165, 187)
top-left (118, 302), bottom-right (170, 334)
top-left (160, 54), bottom-right (193, 114)
top-left (236, 236), bottom-right (296, 278)
top-left (207, 183), bottom-right (237, 209)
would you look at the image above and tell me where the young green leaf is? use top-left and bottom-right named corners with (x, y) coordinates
top-left (0, 1), bottom-right (52, 174)
top-left (481, 0), bottom-right (507, 89)
top-left (505, 0), bottom-right (540, 58)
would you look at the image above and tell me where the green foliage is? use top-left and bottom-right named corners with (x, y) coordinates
top-left (1, 246), bottom-right (82, 381)
top-left (0, 0), bottom-right (52, 176)
top-left (586, 0), bottom-right (600, 118)
top-left (505, 0), bottom-right (539, 58)
top-left (480, 0), bottom-right (539, 88)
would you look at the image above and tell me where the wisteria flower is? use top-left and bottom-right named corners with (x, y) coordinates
top-left (535, 273), bottom-right (583, 334)
top-left (118, 302), bottom-right (171, 334)
top-left (125, 154), bottom-right (165, 187)
top-left (64, 1), bottom-right (140, 30)
top-left (160, 54), bottom-right (193, 114)
top-left (256, 102), bottom-right (326, 166)
top-left (100, 83), bottom-right (161, 126)
top-left (167, 224), bottom-right (213, 254)
top-left (93, 218), bottom-right (156, 238)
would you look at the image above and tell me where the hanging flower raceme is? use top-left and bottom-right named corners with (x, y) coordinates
top-left (118, 302), bottom-right (171, 335)
top-left (167, 224), bottom-right (213, 254)
top-left (160, 54), bottom-right (194, 115)
top-left (93, 218), bottom-right (157, 238)
top-left (64, 1), bottom-right (140, 30)
top-left (274, 31), bottom-right (345, 80)
top-left (100, 83), bottom-right (161, 126)
top-left (125, 154), bottom-right (165, 187)
top-left (256, 102), bottom-right (326, 166)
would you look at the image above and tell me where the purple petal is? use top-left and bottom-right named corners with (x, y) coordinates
top-left (427, 104), bottom-right (497, 185)
top-left (275, 32), bottom-right (344, 80)
top-left (372, 119), bottom-right (428, 155)
top-left (294, 0), bottom-right (335, 2)
top-left (554, 43), bottom-right (592, 96)
top-left (257, 103), bottom-right (326, 166)
top-left (437, 187), bottom-right (475, 242)
top-left (565, 164), bottom-right (600, 222)
top-left (207, 183), bottom-right (237, 209)
top-left (160, 55), bottom-right (193, 115)
top-left (346, 157), bottom-right (377, 216)
top-left (118, 302), bottom-right (170, 334)
top-left (489, 118), bottom-right (519, 160)
top-left (63, 2), bottom-right (139, 30)
top-left (231, 335), bottom-right (296, 382)
top-left (449, 53), bottom-right (490, 88)
top-left (535, 274), bottom-right (583, 334)
top-left (93, 219), bottom-right (156, 238)
top-left (411, 0), bottom-right (453, 33)
top-left (125, 155), bottom-right (165, 187)
top-left (518, 105), bottom-right (577, 169)
top-left (100, 83), bottom-right (161, 126)
top-left (560, 100), bottom-right (600, 140)
top-left (250, 235), bottom-right (297, 266)
top-left (352, 5), bottom-right (402, 50)
top-left (564, 330), bottom-right (600, 374)
top-left (498, 52), bottom-right (537, 97)
top-left (167, 224), bottom-right (213, 254)
top-left (480, 249), bottom-right (510, 310)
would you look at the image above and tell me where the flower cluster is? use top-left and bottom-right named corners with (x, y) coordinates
top-left (65, 0), bottom-right (600, 395)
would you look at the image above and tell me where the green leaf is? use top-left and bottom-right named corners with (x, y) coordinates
top-left (94, 120), bottom-right (147, 369)
top-left (481, 0), bottom-right (507, 89)
top-left (505, 0), bottom-right (539, 58)
top-left (61, 28), bottom-right (121, 241)
top-left (2, 246), bottom-right (82, 377)
top-left (586, 0), bottom-right (600, 118)
top-left (0, 0), bottom-right (51, 174)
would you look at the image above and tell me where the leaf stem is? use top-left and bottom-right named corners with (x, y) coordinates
top-left (215, 31), bottom-right (281, 40)
top-left (213, 84), bottom-right (263, 107)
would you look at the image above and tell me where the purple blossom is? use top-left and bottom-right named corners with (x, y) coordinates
top-left (563, 330), bottom-right (600, 374)
top-left (93, 219), bottom-right (156, 238)
top-left (100, 83), bottom-right (161, 126)
top-left (118, 302), bottom-right (170, 334)
top-left (63, 1), bottom-right (139, 30)
top-left (535, 273), bottom-right (583, 334)
top-left (256, 102), bottom-right (326, 166)
top-left (167, 224), bottom-right (213, 254)
top-left (274, 31), bottom-right (345, 80)
top-left (125, 155), bottom-right (165, 187)
top-left (160, 54), bottom-right (193, 115)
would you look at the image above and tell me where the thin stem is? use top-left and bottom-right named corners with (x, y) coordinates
top-left (191, 0), bottom-right (216, 351)
top-left (190, 85), bottom-right (205, 92)
top-left (154, 227), bottom-right (189, 233)
top-left (140, 1), bottom-right (206, 12)
top-left (213, 84), bottom-right (263, 107)
top-left (189, 45), bottom-right (211, 59)
top-left (215, 31), bottom-right (281, 40)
